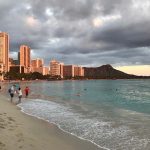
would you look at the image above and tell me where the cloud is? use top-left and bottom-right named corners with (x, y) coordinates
top-left (0, 0), bottom-right (150, 67)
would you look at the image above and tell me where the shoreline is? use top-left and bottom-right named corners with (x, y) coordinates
top-left (1, 77), bottom-right (150, 83)
top-left (0, 94), bottom-right (102, 150)
top-left (18, 104), bottom-right (109, 150)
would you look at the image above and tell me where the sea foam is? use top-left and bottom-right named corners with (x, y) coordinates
top-left (18, 99), bottom-right (150, 150)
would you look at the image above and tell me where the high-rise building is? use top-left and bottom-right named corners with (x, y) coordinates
top-left (31, 58), bottom-right (43, 68)
top-left (31, 58), bottom-right (44, 74)
top-left (0, 32), bottom-right (9, 80)
top-left (31, 58), bottom-right (49, 75)
top-left (60, 63), bottom-right (64, 78)
top-left (50, 60), bottom-right (64, 78)
top-left (63, 65), bottom-right (75, 78)
top-left (43, 66), bottom-right (49, 75)
top-left (74, 66), bottom-right (84, 77)
top-left (31, 67), bottom-right (43, 74)
top-left (19, 45), bottom-right (30, 73)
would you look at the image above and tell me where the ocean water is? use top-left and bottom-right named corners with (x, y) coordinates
top-left (3, 80), bottom-right (150, 149)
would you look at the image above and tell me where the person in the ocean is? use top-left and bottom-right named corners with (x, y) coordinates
top-left (17, 87), bottom-right (22, 103)
top-left (76, 92), bottom-right (81, 96)
top-left (24, 86), bottom-right (30, 98)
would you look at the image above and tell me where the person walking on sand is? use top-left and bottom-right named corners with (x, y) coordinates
top-left (8, 85), bottom-right (15, 102)
top-left (24, 86), bottom-right (30, 98)
top-left (17, 87), bottom-right (22, 104)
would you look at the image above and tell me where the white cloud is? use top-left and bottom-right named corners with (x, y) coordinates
top-left (45, 8), bottom-right (54, 16)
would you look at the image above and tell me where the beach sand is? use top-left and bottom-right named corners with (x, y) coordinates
top-left (0, 95), bottom-right (101, 150)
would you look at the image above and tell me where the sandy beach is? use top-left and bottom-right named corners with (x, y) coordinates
top-left (0, 94), bottom-right (101, 150)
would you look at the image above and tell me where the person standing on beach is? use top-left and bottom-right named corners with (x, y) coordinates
top-left (24, 86), bottom-right (30, 98)
top-left (8, 85), bottom-right (15, 102)
top-left (17, 87), bottom-right (22, 103)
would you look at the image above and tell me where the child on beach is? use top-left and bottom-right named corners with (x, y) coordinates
top-left (24, 86), bottom-right (30, 98)
top-left (17, 87), bottom-right (22, 103)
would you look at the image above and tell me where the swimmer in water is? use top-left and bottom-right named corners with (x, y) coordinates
top-left (76, 92), bottom-right (81, 96)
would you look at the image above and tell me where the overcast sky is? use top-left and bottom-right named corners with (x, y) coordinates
top-left (0, 0), bottom-right (150, 69)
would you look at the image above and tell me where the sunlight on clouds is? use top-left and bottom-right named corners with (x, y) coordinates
top-left (26, 16), bottom-right (38, 27)
top-left (93, 14), bottom-right (121, 27)
top-left (101, 14), bottom-right (121, 22)
top-left (93, 18), bottom-right (103, 27)
top-left (115, 65), bottom-right (150, 76)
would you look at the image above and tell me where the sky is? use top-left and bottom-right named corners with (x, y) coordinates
top-left (0, 0), bottom-right (150, 75)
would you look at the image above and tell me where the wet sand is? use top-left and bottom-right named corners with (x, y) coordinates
top-left (0, 94), bottom-right (101, 150)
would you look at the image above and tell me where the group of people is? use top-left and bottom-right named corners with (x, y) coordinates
top-left (8, 85), bottom-right (30, 104)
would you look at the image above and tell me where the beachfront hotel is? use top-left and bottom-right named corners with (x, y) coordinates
top-left (19, 45), bottom-right (31, 73)
top-left (31, 58), bottom-right (43, 74)
top-left (50, 59), bottom-right (64, 78)
top-left (63, 65), bottom-right (84, 78)
top-left (63, 65), bottom-right (75, 77)
top-left (31, 58), bottom-right (44, 68)
top-left (0, 32), bottom-right (9, 80)
top-left (74, 66), bottom-right (84, 77)
top-left (43, 66), bottom-right (49, 75)
top-left (31, 58), bottom-right (49, 75)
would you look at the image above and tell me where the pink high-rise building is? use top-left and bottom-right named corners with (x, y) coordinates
top-left (31, 58), bottom-right (49, 75)
top-left (50, 60), bottom-right (64, 78)
top-left (31, 58), bottom-right (44, 68)
top-left (43, 66), bottom-right (49, 75)
top-left (32, 67), bottom-right (43, 74)
top-left (20, 45), bottom-right (31, 73)
top-left (0, 32), bottom-right (9, 74)
top-left (74, 66), bottom-right (84, 77)
top-left (60, 63), bottom-right (64, 78)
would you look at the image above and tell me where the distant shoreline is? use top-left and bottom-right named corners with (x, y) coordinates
top-left (1, 77), bottom-right (150, 83)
